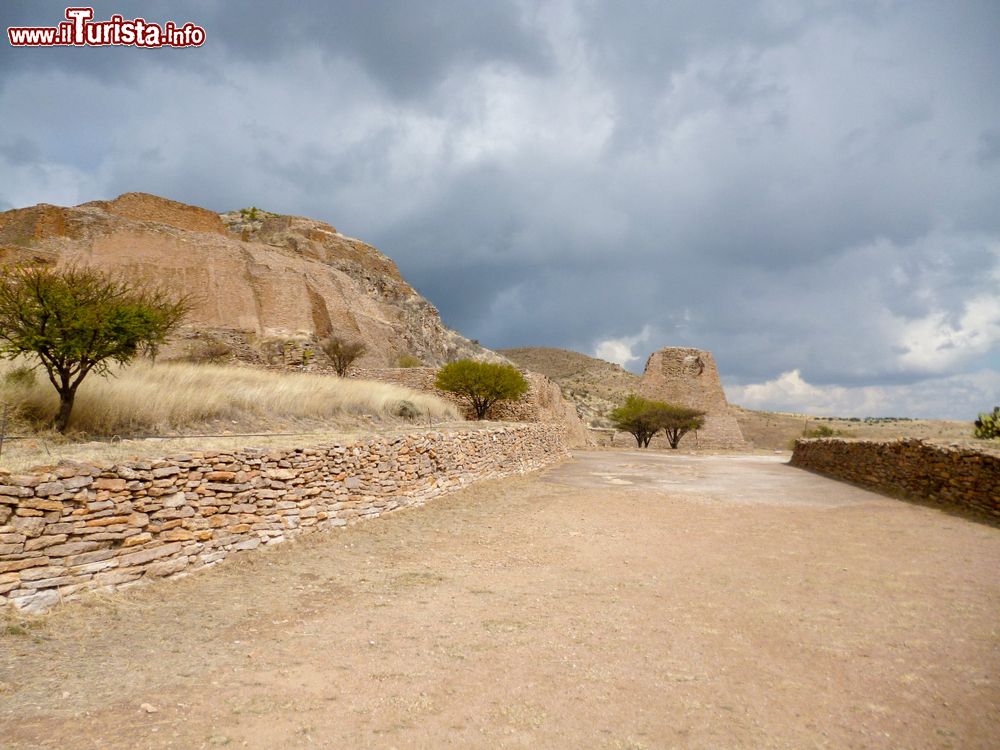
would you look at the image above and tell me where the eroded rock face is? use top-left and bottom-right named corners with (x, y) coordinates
top-left (0, 193), bottom-right (504, 367)
top-left (640, 348), bottom-right (748, 450)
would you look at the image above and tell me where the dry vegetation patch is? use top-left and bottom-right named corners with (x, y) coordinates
top-left (0, 361), bottom-right (459, 468)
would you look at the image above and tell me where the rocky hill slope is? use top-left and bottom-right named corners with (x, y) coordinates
top-left (0, 193), bottom-right (504, 367)
top-left (499, 347), bottom-right (641, 426)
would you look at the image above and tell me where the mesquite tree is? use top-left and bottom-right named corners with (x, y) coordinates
top-left (0, 265), bottom-right (190, 432)
top-left (609, 395), bottom-right (706, 449)
top-left (609, 395), bottom-right (663, 448)
top-left (655, 403), bottom-right (706, 449)
top-left (320, 336), bottom-right (367, 376)
top-left (435, 360), bottom-right (528, 419)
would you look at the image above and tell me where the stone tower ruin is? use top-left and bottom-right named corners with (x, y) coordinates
top-left (639, 347), bottom-right (747, 450)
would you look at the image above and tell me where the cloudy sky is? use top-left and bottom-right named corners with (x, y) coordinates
top-left (2, 1), bottom-right (998, 418)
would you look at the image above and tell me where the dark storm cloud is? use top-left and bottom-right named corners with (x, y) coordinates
top-left (0, 0), bottom-right (551, 96)
top-left (1, 0), bottom-right (998, 417)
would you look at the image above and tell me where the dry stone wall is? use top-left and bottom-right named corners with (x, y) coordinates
top-left (0, 424), bottom-right (569, 614)
top-left (791, 438), bottom-right (999, 521)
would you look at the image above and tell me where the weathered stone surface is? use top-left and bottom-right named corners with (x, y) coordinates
top-left (161, 493), bottom-right (187, 509)
top-left (24, 534), bottom-right (68, 552)
top-left (92, 478), bottom-right (128, 491)
top-left (0, 557), bottom-right (50, 574)
top-left (144, 556), bottom-right (188, 577)
top-left (10, 589), bottom-right (60, 614)
top-left (0, 485), bottom-right (33, 498)
top-left (123, 532), bottom-right (152, 548)
top-left (45, 541), bottom-right (104, 557)
top-left (11, 517), bottom-right (46, 537)
top-left (19, 565), bottom-right (68, 582)
top-left (33, 481), bottom-right (66, 497)
top-left (19, 498), bottom-right (64, 511)
top-left (63, 475), bottom-right (94, 490)
top-left (115, 543), bottom-right (184, 567)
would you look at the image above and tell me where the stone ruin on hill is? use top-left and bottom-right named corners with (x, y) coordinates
top-left (639, 347), bottom-right (748, 450)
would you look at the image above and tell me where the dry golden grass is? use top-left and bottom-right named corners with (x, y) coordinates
top-left (0, 360), bottom-right (459, 437)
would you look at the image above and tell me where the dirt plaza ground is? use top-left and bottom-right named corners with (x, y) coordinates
top-left (2, 451), bottom-right (998, 749)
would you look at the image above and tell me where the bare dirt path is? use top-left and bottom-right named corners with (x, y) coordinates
top-left (2, 450), bottom-right (998, 749)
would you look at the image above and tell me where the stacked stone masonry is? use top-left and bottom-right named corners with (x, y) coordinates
top-left (639, 348), bottom-right (747, 450)
top-left (791, 438), bottom-right (1000, 520)
top-left (0, 424), bottom-right (569, 614)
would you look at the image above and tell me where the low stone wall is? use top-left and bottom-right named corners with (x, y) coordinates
top-left (0, 424), bottom-right (569, 614)
top-left (790, 438), bottom-right (999, 520)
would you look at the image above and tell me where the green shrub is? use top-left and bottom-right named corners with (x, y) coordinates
top-left (396, 354), bottom-right (423, 368)
top-left (3, 364), bottom-right (36, 388)
top-left (435, 360), bottom-right (528, 419)
top-left (803, 425), bottom-right (837, 438)
top-left (974, 406), bottom-right (1000, 440)
top-left (394, 400), bottom-right (419, 419)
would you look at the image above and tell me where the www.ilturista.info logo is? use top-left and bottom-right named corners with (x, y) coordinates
top-left (8, 7), bottom-right (206, 48)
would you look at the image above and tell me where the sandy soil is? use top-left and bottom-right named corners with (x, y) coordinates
top-left (1, 451), bottom-right (998, 749)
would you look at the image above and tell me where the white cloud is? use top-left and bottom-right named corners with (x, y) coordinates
top-left (894, 294), bottom-right (1000, 373)
top-left (593, 325), bottom-right (654, 368)
top-left (728, 368), bottom-right (1000, 420)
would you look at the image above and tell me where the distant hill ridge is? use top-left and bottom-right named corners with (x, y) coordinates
top-left (500, 347), bottom-right (641, 426)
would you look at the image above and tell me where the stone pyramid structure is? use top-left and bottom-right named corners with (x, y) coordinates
top-left (639, 347), bottom-right (747, 450)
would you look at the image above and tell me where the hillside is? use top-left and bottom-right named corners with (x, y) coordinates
top-left (499, 347), bottom-right (640, 426)
top-left (0, 193), bottom-right (505, 367)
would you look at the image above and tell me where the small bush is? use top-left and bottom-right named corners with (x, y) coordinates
top-left (3, 365), bottom-right (36, 388)
top-left (320, 336), bottom-right (367, 376)
top-left (182, 338), bottom-right (232, 364)
top-left (394, 400), bottom-right (419, 419)
top-left (396, 355), bottom-right (423, 368)
top-left (803, 425), bottom-right (837, 438)
top-left (261, 338), bottom-right (291, 365)
top-left (974, 406), bottom-right (1000, 440)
